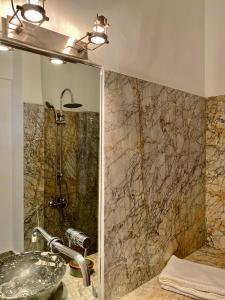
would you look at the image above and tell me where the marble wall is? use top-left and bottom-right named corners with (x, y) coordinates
top-left (44, 109), bottom-right (99, 254)
top-left (104, 71), bottom-right (206, 300)
top-left (24, 104), bottom-right (45, 251)
top-left (24, 103), bottom-right (99, 254)
top-left (206, 96), bottom-right (225, 250)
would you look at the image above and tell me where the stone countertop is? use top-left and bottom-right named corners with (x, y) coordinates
top-left (52, 253), bottom-right (98, 300)
top-left (121, 246), bottom-right (225, 300)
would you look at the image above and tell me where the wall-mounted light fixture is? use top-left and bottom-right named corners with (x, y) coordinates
top-left (9, 0), bottom-right (49, 31)
top-left (73, 14), bottom-right (109, 51)
top-left (3, 5), bottom-right (110, 60)
top-left (89, 14), bottom-right (109, 45)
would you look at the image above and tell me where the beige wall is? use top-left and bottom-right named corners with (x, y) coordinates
top-left (0, 75), bottom-right (13, 252)
top-left (205, 0), bottom-right (225, 97)
top-left (41, 56), bottom-right (100, 112)
top-left (0, 0), bottom-right (205, 96)
top-left (0, 51), bottom-right (24, 253)
top-left (4, 1), bottom-right (225, 96)
top-left (21, 52), bottom-right (100, 112)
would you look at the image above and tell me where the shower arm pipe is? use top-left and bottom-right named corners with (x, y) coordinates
top-left (56, 124), bottom-right (61, 185)
top-left (59, 124), bottom-right (63, 187)
top-left (32, 226), bottom-right (91, 287)
top-left (60, 88), bottom-right (74, 116)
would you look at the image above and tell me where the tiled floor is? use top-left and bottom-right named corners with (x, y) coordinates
top-left (121, 246), bottom-right (225, 300)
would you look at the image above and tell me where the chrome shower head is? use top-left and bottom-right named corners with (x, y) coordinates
top-left (60, 88), bottom-right (82, 111)
top-left (64, 103), bottom-right (83, 108)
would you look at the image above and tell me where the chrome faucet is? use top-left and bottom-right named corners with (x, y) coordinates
top-left (32, 226), bottom-right (91, 287)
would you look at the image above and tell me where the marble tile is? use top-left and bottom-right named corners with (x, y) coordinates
top-left (24, 104), bottom-right (99, 254)
top-left (206, 96), bottom-right (225, 250)
top-left (104, 71), bottom-right (206, 300)
top-left (121, 246), bottom-right (225, 300)
top-left (44, 110), bottom-right (99, 254)
top-left (24, 103), bottom-right (45, 251)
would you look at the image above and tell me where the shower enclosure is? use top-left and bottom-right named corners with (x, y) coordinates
top-left (46, 88), bottom-right (83, 215)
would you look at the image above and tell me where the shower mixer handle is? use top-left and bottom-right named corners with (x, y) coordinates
top-left (56, 112), bottom-right (66, 125)
top-left (49, 196), bottom-right (68, 209)
top-left (66, 228), bottom-right (91, 250)
top-left (57, 171), bottom-right (63, 182)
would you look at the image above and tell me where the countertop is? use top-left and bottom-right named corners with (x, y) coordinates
top-left (121, 246), bottom-right (225, 300)
top-left (52, 253), bottom-right (98, 300)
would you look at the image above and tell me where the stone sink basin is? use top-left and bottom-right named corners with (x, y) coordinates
top-left (0, 251), bottom-right (66, 300)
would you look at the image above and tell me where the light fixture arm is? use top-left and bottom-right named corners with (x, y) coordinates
top-left (9, 0), bottom-right (24, 30)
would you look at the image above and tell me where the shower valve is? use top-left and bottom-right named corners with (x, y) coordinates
top-left (49, 196), bottom-right (68, 209)
top-left (65, 228), bottom-right (91, 250)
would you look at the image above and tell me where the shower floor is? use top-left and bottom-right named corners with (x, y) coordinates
top-left (121, 245), bottom-right (225, 300)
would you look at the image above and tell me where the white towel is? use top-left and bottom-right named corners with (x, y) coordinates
top-left (159, 255), bottom-right (225, 300)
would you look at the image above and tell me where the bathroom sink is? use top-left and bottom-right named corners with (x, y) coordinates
top-left (0, 251), bottom-right (66, 300)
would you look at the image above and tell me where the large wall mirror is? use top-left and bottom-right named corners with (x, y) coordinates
top-left (0, 47), bottom-right (101, 299)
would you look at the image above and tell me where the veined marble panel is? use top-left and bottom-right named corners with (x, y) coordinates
top-left (44, 110), bottom-right (99, 254)
top-left (206, 96), bottom-right (225, 250)
top-left (24, 104), bottom-right (99, 254)
top-left (121, 246), bottom-right (225, 300)
top-left (104, 71), bottom-right (206, 300)
top-left (24, 103), bottom-right (45, 251)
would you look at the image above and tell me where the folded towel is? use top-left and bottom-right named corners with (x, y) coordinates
top-left (159, 255), bottom-right (225, 300)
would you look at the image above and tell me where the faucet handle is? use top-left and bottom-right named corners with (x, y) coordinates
top-left (65, 228), bottom-right (91, 249)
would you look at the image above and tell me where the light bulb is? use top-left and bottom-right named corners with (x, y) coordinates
top-left (24, 9), bottom-right (43, 23)
top-left (0, 44), bottom-right (11, 52)
top-left (90, 35), bottom-right (105, 45)
top-left (29, 0), bottom-right (40, 4)
top-left (19, 3), bottom-right (49, 24)
top-left (50, 58), bottom-right (64, 65)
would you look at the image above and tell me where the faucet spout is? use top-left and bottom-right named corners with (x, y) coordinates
top-left (55, 242), bottom-right (91, 286)
top-left (32, 226), bottom-right (91, 287)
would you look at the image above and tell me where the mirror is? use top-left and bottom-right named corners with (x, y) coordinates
top-left (0, 48), bottom-right (101, 299)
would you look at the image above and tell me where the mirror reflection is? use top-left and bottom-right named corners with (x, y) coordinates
top-left (0, 48), bottom-right (100, 299)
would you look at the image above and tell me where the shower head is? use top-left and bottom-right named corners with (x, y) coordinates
top-left (45, 101), bottom-right (54, 109)
top-left (45, 101), bottom-right (58, 123)
top-left (60, 88), bottom-right (82, 111)
top-left (64, 103), bottom-right (83, 108)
